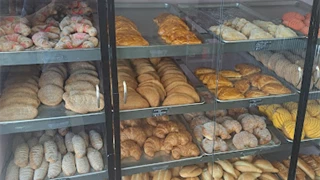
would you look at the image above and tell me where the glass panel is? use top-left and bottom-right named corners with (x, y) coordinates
top-left (0, 0), bottom-right (109, 179)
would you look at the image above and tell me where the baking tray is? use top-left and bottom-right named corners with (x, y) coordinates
top-left (114, 3), bottom-right (214, 59)
top-left (121, 115), bottom-right (204, 170)
top-left (178, 113), bottom-right (281, 156)
top-left (119, 58), bottom-right (205, 119)
top-left (177, 3), bottom-right (307, 52)
top-left (187, 52), bottom-right (299, 109)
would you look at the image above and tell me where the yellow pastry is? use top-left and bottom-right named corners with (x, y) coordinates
top-left (264, 104), bottom-right (282, 120)
top-left (283, 102), bottom-right (298, 111)
top-left (304, 117), bottom-right (320, 138)
top-left (272, 108), bottom-right (293, 129)
top-left (307, 104), bottom-right (320, 117)
top-left (258, 105), bottom-right (268, 114)
top-left (282, 120), bottom-right (305, 140)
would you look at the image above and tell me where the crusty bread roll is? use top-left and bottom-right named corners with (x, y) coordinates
top-left (234, 160), bottom-right (262, 173)
top-left (216, 160), bottom-right (237, 178)
top-left (200, 168), bottom-right (212, 180)
top-left (223, 171), bottom-right (236, 180)
top-left (19, 164), bottom-right (34, 180)
top-left (5, 160), bottom-right (19, 180)
top-left (33, 158), bottom-right (49, 180)
top-left (179, 165), bottom-right (202, 178)
top-left (75, 156), bottom-right (90, 174)
top-left (78, 131), bottom-right (90, 148)
top-left (0, 104), bottom-right (38, 121)
top-left (48, 153), bottom-right (62, 178)
top-left (44, 140), bottom-right (59, 163)
top-left (131, 173), bottom-right (150, 180)
top-left (87, 147), bottom-right (104, 171)
top-left (259, 173), bottom-right (279, 180)
top-left (54, 134), bottom-right (67, 155)
top-left (14, 143), bottom-right (29, 168)
top-left (62, 152), bottom-right (76, 176)
top-left (38, 84), bottom-right (64, 106)
top-left (237, 172), bottom-right (261, 180)
top-left (297, 157), bottom-right (315, 180)
top-left (152, 170), bottom-right (172, 180)
top-left (29, 144), bottom-right (44, 169)
top-left (72, 135), bottom-right (86, 158)
top-left (65, 132), bottom-right (75, 152)
top-left (207, 162), bottom-right (223, 179)
top-left (253, 159), bottom-right (279, 173)
top-left (89, 130), bottom-right (103, 150)
top-left (162, 93), bottom-right (195, 106)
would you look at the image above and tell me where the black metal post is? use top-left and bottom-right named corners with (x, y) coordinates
top-left (106, 0), bottom-right (121, 179)
top-left (288, 1), bottom-right (320, 179)
top-left (97, 0), bottom-right (115, 179)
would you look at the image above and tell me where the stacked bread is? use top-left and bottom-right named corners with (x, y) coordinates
top-left (124, 155), bottom-right (282, 180)
top-left (63, 61), bottom-right (104, 113)
top-left (0, 65), bottom-right (41, 121)
top-left (5, 127), bottom-right (104, 180)
top-left (38, 63), bottom-right (67, 106)
top-left (119, 58), bottom-right (200, 110)
top-left (154, 13), bottom-right (201, 45)
top-left (259, 100), bottom-right (320, 140)
top-left (120, 116), bottom-right (200, 160)
top-left (273, 154), bottom-right (320, 180)
top-left (250, 50), bottom-right (315, 90)
top-left (184, 110), bottom-right (272, 153)
top-left (115, 16), bottom-right (149, 46)
top-left (210, 17), bottom-right (297, 41)
top-left (195, 63), bottom-right (291, 100)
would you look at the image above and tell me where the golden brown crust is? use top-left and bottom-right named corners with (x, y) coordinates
top-left (206, 75), bottom-right (234, 89)
top-left (245, 90), bottom-right (268, 98)
top-left (256, 75), bottom-right (282, 89)
top-left (217, 87), bottom-right (245, 100)
top-left (234, 64), bottom-right (261, 76)
top-left (219, 70), bottom-right (242, 78)
top-left (195, 68), bottom-right (215, 76)
top-left (234, 79), bottom-right (250, 94)
top-left (261, 83), bottom-right (291, 95)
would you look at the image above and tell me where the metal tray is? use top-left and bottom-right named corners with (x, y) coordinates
top-left (177, 2), bottom-right (307, 52)
top-left (121, 115), bottom-right (204, 171)
top-left (187, 52), bottom-right (299, 109)
top-left (178, 113), bottom-right (281, 156)
top-left (114, 3), bottom-right (214, 59)
top-left (120, 58), bottom-right (206, 120)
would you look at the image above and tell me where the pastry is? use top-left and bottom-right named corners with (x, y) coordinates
top-left (78, 131), bottom-right (89, 148)
top-left (297, 157), bottom-right (315, 179)
top-left (256, 75), bottom-right (282, 89)
top-left (219, 70), bottom-right (242, 79)
top-left (64, 80), bottom-right (96, 92)
top-left (239, 114), bottom-right (266, 133)
top-left (121, 127), bottom-right (147, 147)
top-left (163, 131), bottom-right (192, 150)
top-left (234, 64), bottom-right (261, 76)
top-left (234, 79), bottom-right (250, 93)
top-left (300, 154), bottom-right (320, 176)
top-left (87, 147), bottom-right (104, 171)
top-left (234, 160), bottom-right (262, 173)
top-left (207, 162), bottom-right (223, 179)
top-left (237, 172), bottom-right (261, 180)
top-left (89, 130), bottom-right (103, 150)
top-left (209, 25), bottom-right (247, 41)
top-left (201, 168), bottom-right (212, 180)
top-left (171, 142), bottom-right (200, 160)
top-left (167, 85), bottom-right (200, 102)
top-left (216, 87), bottom-right (245, 100)
top-left (144, 136), bottom-right (167, 157)
top-left (19, 165), bottom-right (34, 180)
top-left (221, 120), bottom-right (242, 134)
top-left (259, 173), bottom-right (279, 180)
top-left (162, 93), bottom-right (195, 106)
top-left (282, 120), bottom-right (305, 140)
top-left (152, 169), bottom-right (172, 180)
top-left (207, 75), bottom-right (233, 89)
top-left (232, 131), bottom-right (258, 150)
top-left (253, 128), bottom-right (272, 145)
top-left (272, 107), bottom-right (292, 129)
top-left (202, 121), bottom-right (231, 140)
top-left (65, 132), bottom-right (75, 152)
top-left (119, 89), bottom-right (150, 110)
top-left (47, 153), bottom-right (62, 178)
top-left (62, 152), bottom-right (76, 176)
top-left (153, 121), bottom-right (179, 138)
top-left (272, 162), bottom-right (288, 180)
top-left (121, 140), bottom-right (142, 160)
top-left (0, 104), bottom-right (38, 121)
top-left (54, 134), bottom-right (67, 155)
top-left (245, 90), bottom-right (268, 98)
top-left (195, 68), bottom-right (215, 76)
top-left (72, 135), bottom-right (86, 158)
top-left (179, 165), bottom-right (202, 178)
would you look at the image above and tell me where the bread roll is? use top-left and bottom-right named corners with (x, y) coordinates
top-left (237, 172), bottom-right (260, 180)
top-left (259, 173), bottom-right (279, 180)
top-left (65, 132), bottom-right (75, 152)
top-left (54, 134), bottom-right (67, 155)
top-left (131, 173), bottom-right (150, 180)
top-left (253, 159), bottom-right (278, 173)
top-left (152, 170), bottom-right (171, 180)
top-left (234, 160), bottom-right (262, 173)
top-left (75, 156), bottom-right (90, 174)
top-left (216, 160), bottom-right (237, 178)
top-left (33, 158), bottom-right (49, 180)
top-left (72, 135), bottom-right (86, 158)
top-left (87, 147), bottom-right (104, 171)
top-left (89, 130), bottom-right (103, 150)
top-left (48, 153), bottom-right (62, 178)
top-left (179, 165), bottom-right (202, 178)
top-left (5, 160), bottom-right (19, 180)
top-left (44, 140), bottom-right (58, 163)
top-left (14, 143), bottom-right (29, 168)
top-left (38, 84), bottom-right (64, 106)
top-left (29, 144), bottom-right (44, 169)
top-left (19, 165), bottom-right (34, 180)
top-left (78, 131), bottom-right (89, 148)
top-left (171, 166), bottom-right (182, 177)
top-left (62, 152), bottom-right (76, 176)
top-left (201, 168), bottom-right (212, 180)
top-left (38, 134), bottom-right (52, 144)
top-left (297, 157), bottom-right (315, 180)
top-left (0, 104), bottom-right (38, 121)
top-left (27, 137), bottom-right (39, 148)
top-left (223, 172), bottom-right (235, 180)
top-left (207, 162), bottom-right (223, 179)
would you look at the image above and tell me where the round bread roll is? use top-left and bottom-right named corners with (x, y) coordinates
top-left (179, 165), bottom-right (202, 178)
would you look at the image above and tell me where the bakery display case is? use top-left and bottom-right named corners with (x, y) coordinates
top-left (0, 0), bottom-right (319, 179)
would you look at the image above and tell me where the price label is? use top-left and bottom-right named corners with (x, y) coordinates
top-left (255, 41), bottom-right (272, 51)
top-left (249, 99), bottom-right (262, 107)
top-left (153, 108), bottom-right (168, 117)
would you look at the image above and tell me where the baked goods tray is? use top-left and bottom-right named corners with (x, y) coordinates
top-left (0, 103), bottom-right (105, 135)
top-left (121, 115), bottom-right (204, 176)
top-left (177, 2), bottom-right (307, 52)
top-left (186, 52), bottom-right (299, 110)
top-left (119, 59), bottom-right (210, 121)
top-left (114, 3), bottom-right (214, 59)
top-left (178, 114), bottom-right (281, 156)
